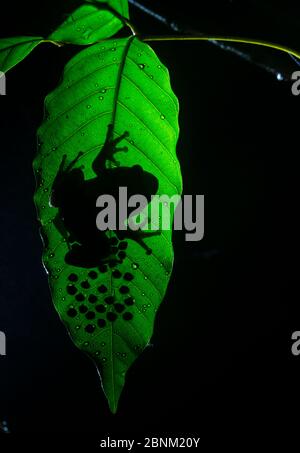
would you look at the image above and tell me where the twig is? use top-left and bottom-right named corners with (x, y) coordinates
top-left (129, 0), bottom-right (298, 81)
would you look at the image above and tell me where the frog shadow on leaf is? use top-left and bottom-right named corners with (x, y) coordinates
top-left (50, 125), bottom-right (159, 269)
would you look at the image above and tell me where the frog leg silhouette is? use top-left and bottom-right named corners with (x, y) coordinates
top-left (52, 151), bottom-right (84, 192)
top-left (117, 230), bottom-right (160, 255)
top-left (53, 214), bottom-right (73, 248)
top-left (92, 124), bottom-right (129, 174)
top-left (51, 152), bottom-right (84, 248)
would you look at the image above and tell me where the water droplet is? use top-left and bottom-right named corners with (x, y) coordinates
top-left (111, 47), bottom-right (116, 51)
top-left (139, 64), bottom-right (145, 70)
top-left (150, 75), bottom-right (154, 79)
top-left (144, 276), bottom-right (148, 280)
top-left (160, 114), bottom-right (166, 120)
top-left (129, 139), bottom-right (134, 145)
top-left (43, 188), bottom-right (49, 193)
top-left (52, 146), bottom-right (57, 151)
top-left (142, 292), bottom-right (145, 296)
top-left (95, 83), bottom-right (99, 88)
top-left (132, 263), bottom-right (139, 270)
top-left (49, 253), bottom-right (55, 258)
top-left (83, 341), bottom-right (89, 347)
top-left (100, 88), bottom-right (107, 94)
top-left (101, 342), bottom-right (106, 347)
top-left (95, 351), bottom-right (100, 356)
top-left (99, 96), bottom-right (104, 101)
top-left (86, 105), bottom-right (91, 109)
top-left (138, 53), bottom-right (142, 57)
top-left (81, 132), bottom-right (85, 136)
top-left (75, 325), bottom-right (80, 330)
top-left (158, 65), bottom-right (162, 69)
top-left (121, 353), bottom-right (127, 358)
top-left (102, 357), bottom-right (107, 363)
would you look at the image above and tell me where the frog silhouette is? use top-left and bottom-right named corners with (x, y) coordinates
top-left (51, 124), bottom-right (159, 269)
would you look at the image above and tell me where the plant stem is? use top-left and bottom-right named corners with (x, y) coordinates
top-left (129, 0), bottom-right (300, 80)
top-left (44, 39), bottom-right (64, 48)
top-left (141, 35), bottom-right (300, 61)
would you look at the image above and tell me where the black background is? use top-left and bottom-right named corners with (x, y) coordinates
top-left (0, 0), bottom-right (299, 444)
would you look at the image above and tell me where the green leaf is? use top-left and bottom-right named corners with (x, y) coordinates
top-left (49, 1), bottom-right (129, 45)
top-left (86, 0), bottom-right (129, 18)
top-left (0, 37), bottom-right (44, 73)
top-left (33, 37), bottom-right (182, 413)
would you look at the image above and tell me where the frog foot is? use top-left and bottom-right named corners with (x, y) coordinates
top-left (92, 126), bottom-right (129, 174)
top-left (65, 151), bottom-right (84, 171)
top-left (106, 132), bottom-right (129, 167)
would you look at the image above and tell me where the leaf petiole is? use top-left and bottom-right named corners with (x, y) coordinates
top-left (141, 34), bottom-right (300, 62)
